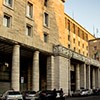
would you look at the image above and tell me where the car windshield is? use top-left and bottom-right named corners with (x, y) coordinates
top-left (8, 91), bottom-right (21, 95)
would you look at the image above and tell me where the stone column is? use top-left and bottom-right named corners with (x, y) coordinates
top-left (12, 44), bottom-right (20, 91)
top-left (47, 55), bottom-right (55, 90)
top-left (32, 51), bottom-right (39, 91)
top-left (98, 68), bottom-right (100, 88)
top-left (92, 68), bottom-right (95, 89)
top-left (68, 59), bottom-right (71, 95)
top-left (80, 64), bottom-right (86, 89)
top-left (76, 64), bottom-right (80, 90)
top-left (86, 65), bottom-right (91, 89)
top-left (95, 68), bottom-right (99, 88)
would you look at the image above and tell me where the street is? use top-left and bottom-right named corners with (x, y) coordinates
top-left (65, 95), bottom-right (100, 100)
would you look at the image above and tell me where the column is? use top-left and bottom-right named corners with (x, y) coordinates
top-left (95, 68), bottom-right (99, 88)
top-left (32, 51), bottom-right (39, 91)
top-left (86, 65), bottom-right (90, 89)
top-left (68, 59), bottom-right (71, 95)
top-left (76, 64), bottom-right (80, 90)
top-left (92, 68), bottom-right (95, 89)
top-left (12, 44), bottom-right (20, 91)
top-left (98, 68), bottom-right (100, 88)
top-left (47, 55), bottom-right (55, 90)
top-left (80, 64), bottom-right (86, 89)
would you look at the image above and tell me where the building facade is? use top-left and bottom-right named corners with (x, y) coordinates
top-left (0, 0), bottom-right (100, 95)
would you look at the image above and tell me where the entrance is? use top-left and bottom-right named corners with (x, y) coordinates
top-left (39, 53), bottom-right (47, 90)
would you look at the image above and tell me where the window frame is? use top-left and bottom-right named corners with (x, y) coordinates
top-left (4, 0), bottom-right (13, 7)
top-left (44, 12), bottom-right (49, 27)
top-left (26, 24), bottom-right (32, 37)
top-left (44, 0), bottom-right (48, 7)
top-left (44, 32), bottom-right (48, 43)
top-left (3, 13), bottom-right (11, 28)
top-left (26, 2), bottom-right (33, 18)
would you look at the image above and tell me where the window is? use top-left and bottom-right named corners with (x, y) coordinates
top-left (73, 38), bottom-right (75, 43)
top-left (0, 62), bottom-right (11, 81)
top-left (82, 44), bottom-right (84, 48)
top-left (74, 47), bottom-right (76, 51)
top-left (79, 49), bottom-right (80, 53)
top-left (68, 44), bottom-right (70, 48)
top-left (4, 0), bottom-right (13, 7)
top-left (26, 2), bottom-right (33, 18)
top-left (44, 12), bottom-right (49, 27)
top-left (78, 28), bottom-right (80, 37)
top-left (73, 24), bottom-right (75, 33)
top-left (94, 46), bottom-right (97, 50)
top-left (44, 0), bottom-right (48, 6)
top-left (68, 35), bottom-right (70, 41)
top-left (26, 24), bottom-right (32, 36)
top-left (68, 20), bottom-right (70, 31)
top-left (78, 41), bottom-right (80, 46)
top-left (44, 32), bottom-right (48, 42)
top-left (3, 14), bottom-right (11, 27)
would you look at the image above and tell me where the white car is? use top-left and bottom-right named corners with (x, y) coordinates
top-left (0, 90), bottom-right (23, 100)
top-left (80, 89), bottom-right (89, 96)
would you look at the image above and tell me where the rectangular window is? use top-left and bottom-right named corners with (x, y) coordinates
top-left (73, 38), bottom-right (75, 43)
top-left (4, 0), bottom-right (13, 7)
top-left (26, 24), bottom-right (32, 36)
top-left (78, 27), bottom-right (80, 37)
top-left (44, 0), bottom-right (48, 6)
top-left (68, 44), bottom-right (70, 48)
top-left (73, 24), bottom-right (75, 33)
top-left (78, 41), bottom-right (80, 46)
top-left (44, 12), bottom-right (49, 27)
top-left (3, 14), bottom-right (11, 27)
top-left (68, 20), bottom-right (70, 31)
top-left (26, 2), bottom-right (33, 18)
top-left (68, 35), bottom-right (70, 41)
top-left (44, 32), bottom-right (48, 42)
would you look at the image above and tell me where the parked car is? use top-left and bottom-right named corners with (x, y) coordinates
top-left (0, 90), bottom-right (23, 100)
top-left (87, 89), bottom-right (93, 95)
top-left (93, 88), bottom-right (100, 95)
top-left (80, 89), bottom-right (89, 96)
top-left (72, 90), bottom-right (82, 97)
top-left (22, 91), bottom-right (39, 100)
top-left (38, 90), bottom-right (54, 100)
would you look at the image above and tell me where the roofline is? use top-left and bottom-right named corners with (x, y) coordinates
top-left (64, 13), bottom-right (96, 38)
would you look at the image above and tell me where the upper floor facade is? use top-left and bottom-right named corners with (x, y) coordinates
top-left (0, 0), bottom-right (96, 58)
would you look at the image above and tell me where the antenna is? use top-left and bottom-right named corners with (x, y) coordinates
top-left (96, 28), bottom-right (98, 38)
top-left (93, 25), bottom-right (95, 34)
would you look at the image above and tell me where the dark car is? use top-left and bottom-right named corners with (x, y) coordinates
top-left (39, 90), bottom-right (54, 100)
top-left (93, 88), bottom-right (100, 95)
top-left (22, 91), bottom-right (37, 100)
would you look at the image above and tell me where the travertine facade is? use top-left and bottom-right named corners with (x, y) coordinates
top-left (0, 0), bottom-right (100, 95)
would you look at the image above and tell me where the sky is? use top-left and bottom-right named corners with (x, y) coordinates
top-left (64, 0), bottom-right (100, 38)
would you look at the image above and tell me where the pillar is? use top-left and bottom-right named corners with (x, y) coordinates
top-left (32, 51), bottom-right (39, 91)
top-left (92, 68), bottom-right (95, 89)
top-left (80, 64), bottom-right (86, 89)
top-left (95, 68), bottom-right (99, 88)
top-left (68, 59), bottom-right (71, 95)
top-left (98, 68), bottom-right (100, 88)
top-left (76, 64), bottom-right (80, 90)
top-left (12, 44), bottom-right (20, 91)
top-left (47, 55), bottom-right (55, 90)
top-left (86, 65), bottom-right (91, 89)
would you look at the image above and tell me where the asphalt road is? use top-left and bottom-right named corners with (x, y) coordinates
top-left (65, 95), bottom-right (100, 100)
